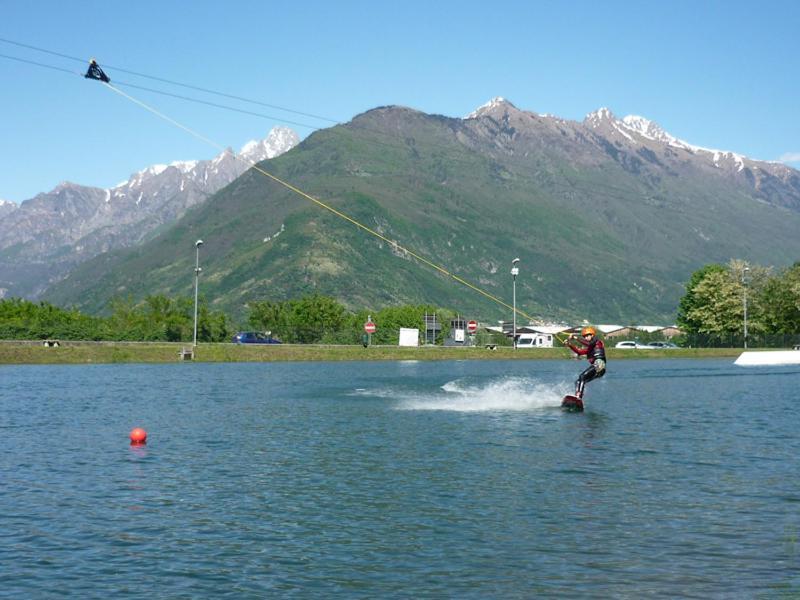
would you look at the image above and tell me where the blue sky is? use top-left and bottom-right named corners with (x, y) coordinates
top-left (1, 0), bottom-right (798, 203)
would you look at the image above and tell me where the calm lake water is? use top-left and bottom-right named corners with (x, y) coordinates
top-left (2, 358), bottom-right (799, 598)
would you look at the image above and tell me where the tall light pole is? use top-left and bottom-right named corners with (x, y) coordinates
top-left (742, 265), bottom-right (750, 349)
top-left (193, 239), bottom-right (203, 347)
top-left (511, 258), bottom-right (520, 349)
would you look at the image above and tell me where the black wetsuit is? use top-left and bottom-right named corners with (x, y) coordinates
top-left (567, 335), bottom-right (607, 397)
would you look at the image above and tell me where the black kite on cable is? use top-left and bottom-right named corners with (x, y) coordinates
top-left (84, 58), bottom-right (110, 83)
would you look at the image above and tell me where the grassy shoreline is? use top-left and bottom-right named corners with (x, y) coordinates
top-left (0, 340), bottom-right (745, 365)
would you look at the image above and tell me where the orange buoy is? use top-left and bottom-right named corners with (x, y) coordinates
top-left (129, 427), bottom-right (147, 445)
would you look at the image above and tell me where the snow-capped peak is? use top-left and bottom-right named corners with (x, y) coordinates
top-left (144, 164), bottom-right (168, 177)
top-left (0, 198), bottom-right (17, 207)
top-left (170, 160), bottom-right (199, 173)
top-left (618, 115), bottom-right (748, 169)
top-left (239, 126), bottom-right (300, 163)
top-left (584, 107), bottom-right (617, 126)
top-left (76, 127), bottom-right (299, 196)
top-left (581, 106), bottom-right (754, 171)
top-left (464, 97), bottom-right (515, 119)
top-left (54, 181), bottom-right (77, 191)
top-left (620, 115), bottom-right (687, 147)
top-left (588, 109), bottom-right (750, 171)
top-left (240, 140), bottom-right (260, 155)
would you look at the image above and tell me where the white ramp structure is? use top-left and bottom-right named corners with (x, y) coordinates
top-left (734, 351), bottom-right (800, 366)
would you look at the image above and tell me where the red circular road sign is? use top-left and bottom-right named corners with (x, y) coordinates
top-left (364, 321), bottom-right (376, 334)
top-left (467, 320), bottom-right (478, 333)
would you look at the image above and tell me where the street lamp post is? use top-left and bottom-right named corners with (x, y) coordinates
top-left (511, 258), bottom-right (520, 349)
top-left (742, 266), bottom-right (750, 349)
top-left (193, 239), bottom-right (203, 347)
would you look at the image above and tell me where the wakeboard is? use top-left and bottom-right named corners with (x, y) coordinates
top-left (561, 395), bottom-right (584, 412)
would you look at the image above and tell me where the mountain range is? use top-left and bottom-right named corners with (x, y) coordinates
top-left (16, 98), bottom-right (800, 322)
top-left (0, 127), bottom-right (299, 299)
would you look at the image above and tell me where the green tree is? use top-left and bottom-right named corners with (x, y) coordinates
top-left (370, 304), bottom-right (447, 345)
top-left (141, 295), bottom-right (189, 341)
top-left (197, 301), bottom-right (232, 342)
top-left (677, 264), bottom-right (726, 333)
top-left (287, 294), bottom-right (346, 343)
top-left (759, 263), bottom-right (800, 333)
top-left (0, 298), bottom-right (103, 340)
top-left (247, 299), bottom-right (289, 334)
top-left (678, 260), bottom-right (769, 335)
top-left (682, 269), bottom-right (743, 334)
top-left (246, 294), bottom-right (348, 343)
top-left (105, 296), bottom-right (146, 340)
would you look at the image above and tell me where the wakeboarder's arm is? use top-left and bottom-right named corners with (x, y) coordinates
top-left (565, 335), bottom-right (588, 355)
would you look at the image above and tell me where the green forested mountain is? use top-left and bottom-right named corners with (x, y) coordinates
top-left (44, 99), bottom-right (800, 323)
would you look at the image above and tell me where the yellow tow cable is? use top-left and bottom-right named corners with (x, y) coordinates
top-left (103, 82), bottom-right (537, 322)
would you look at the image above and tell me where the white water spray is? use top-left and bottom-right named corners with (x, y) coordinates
top-left (390, 376), bottom-right (568, 412)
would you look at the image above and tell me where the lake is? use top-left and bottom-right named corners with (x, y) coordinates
top-left (1, 358), bottom-right (799, 597)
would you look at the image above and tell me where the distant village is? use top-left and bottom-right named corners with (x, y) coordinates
top-left (490, 323), bottom-right (682, 348)
top-left (421, 314), bottom-right (681, 348)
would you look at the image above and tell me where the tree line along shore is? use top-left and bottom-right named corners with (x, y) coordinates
top-left (0, 340), bottom-right (742, 365)
top-left (1, 259), bottom-right (796, 364)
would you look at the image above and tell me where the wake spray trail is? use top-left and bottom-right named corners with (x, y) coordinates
top-left (390, 376), bottom-right (568, 412)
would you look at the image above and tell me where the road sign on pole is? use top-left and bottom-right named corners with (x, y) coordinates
top-left (467, 320), bottom-right (478, 334)
top-left (364, 318), bottom-right (376, 347)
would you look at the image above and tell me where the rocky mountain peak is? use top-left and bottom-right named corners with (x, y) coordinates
top-left (464, 97), bottom-right (518, 119)
top-left (618, 115), bottom-right (700, 152)
top-left (0, 126), bottom-right (300, 299)
top-left (51, 181), bottom-right (84, 193)
top-left (620, 115), bottom-right (670, 142)
top-left (0, 198), bottom-right (17, 218)
top-left (583, 108), bottom-right (755, 171)
top-left (584, 107), bottom-right (618, 127)
top-left (238, 126), bottom-right (300, 163)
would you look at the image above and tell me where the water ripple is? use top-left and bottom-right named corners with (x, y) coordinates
top-left (1, 359), bottom-right (799, 597)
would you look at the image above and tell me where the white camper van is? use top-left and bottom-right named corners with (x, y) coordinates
top-left (515, 332), bottom-right (554, 348)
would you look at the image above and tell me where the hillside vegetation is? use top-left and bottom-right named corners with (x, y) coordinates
top-left (44, 101), bottom-right (800, 323)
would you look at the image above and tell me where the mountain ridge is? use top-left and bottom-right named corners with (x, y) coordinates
top-left (43, 99), bottom-right (800, 323)
top-left (479, 98), bottom-right (797, 190)
top-left (0, 127), bottom-right (299, 299)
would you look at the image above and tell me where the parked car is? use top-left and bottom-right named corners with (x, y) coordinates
top-left (614, 340), bottom-right (640, 349)
top-left (643, 341), bottom-right (678, 349)
top-left (232, 332), bottom-right (282, 344)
